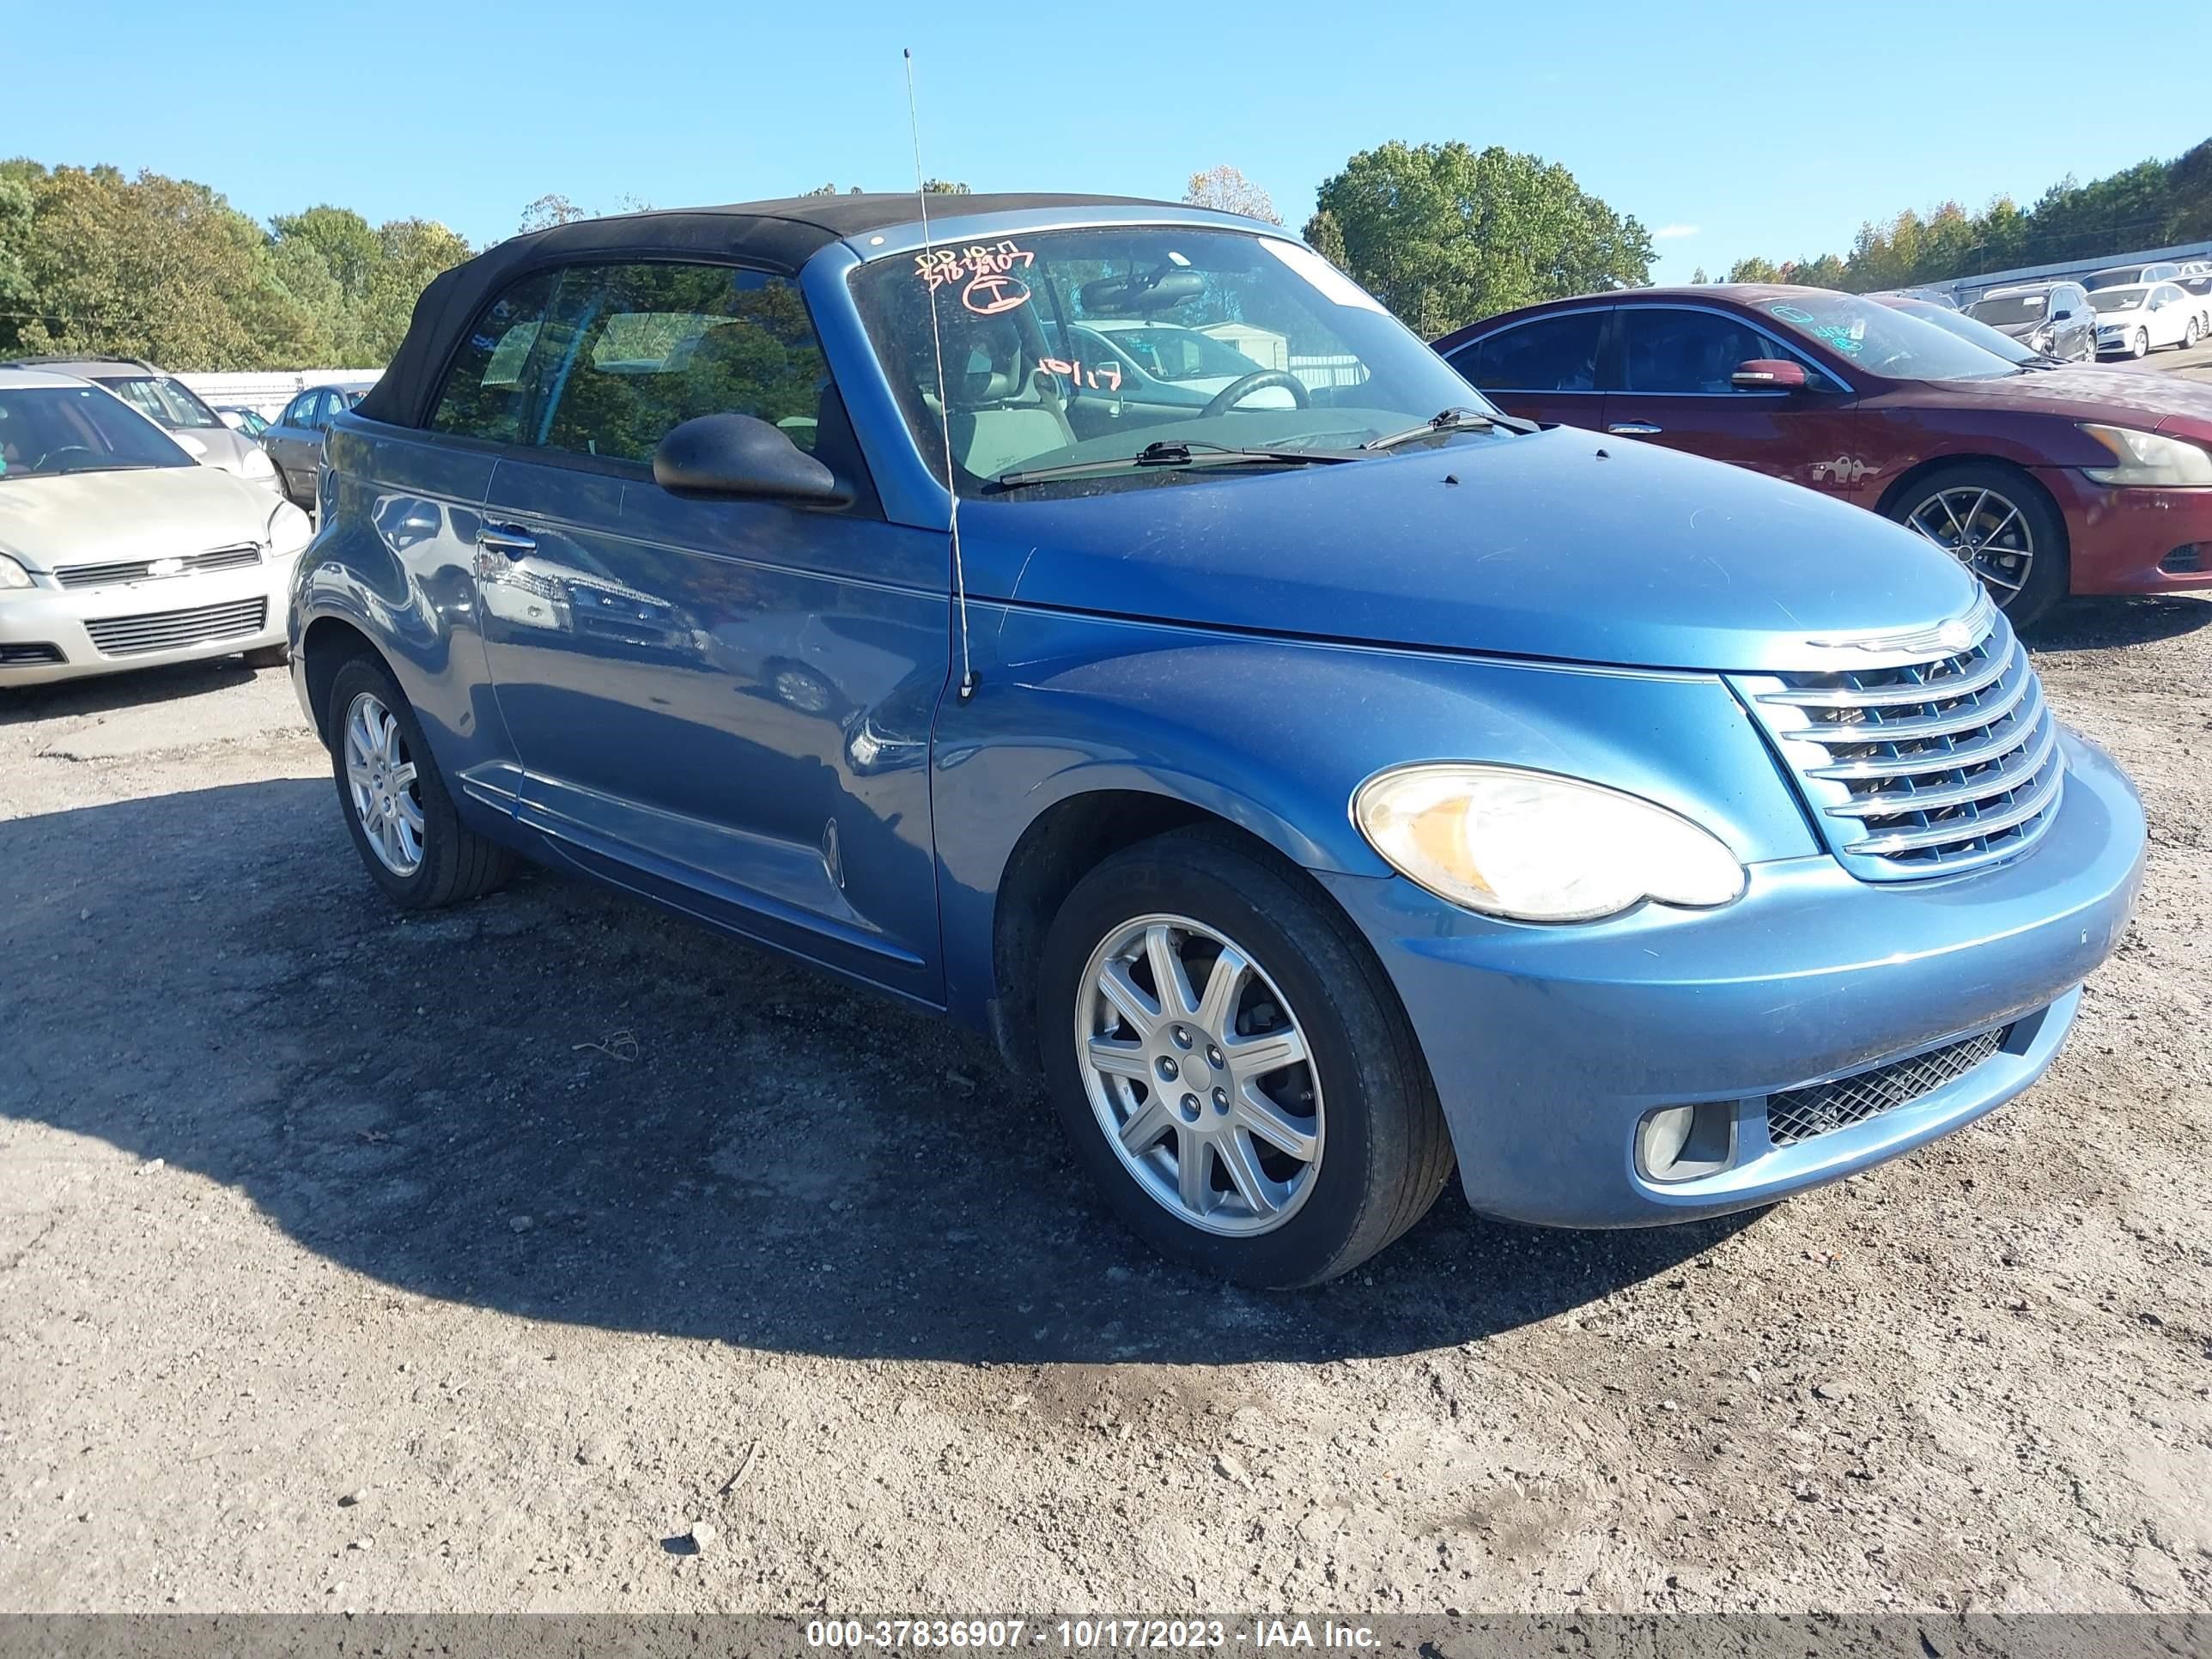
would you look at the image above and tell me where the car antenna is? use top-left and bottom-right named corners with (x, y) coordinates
top-left (905, 46), bottom-right (978, 704)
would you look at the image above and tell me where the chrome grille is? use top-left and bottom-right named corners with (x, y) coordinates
top-left (1733, 603), bottom-right (2064, 879)
top-left (53, 544), bottom-right (262, 590)
top-left (1766, 1026), bottom-right (2010, 1146)
top-left (83, 598), bottom-right (267, 658)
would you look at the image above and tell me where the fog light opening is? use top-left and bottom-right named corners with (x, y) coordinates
top-left (1637, 1101), bottom-right (1736, 1184)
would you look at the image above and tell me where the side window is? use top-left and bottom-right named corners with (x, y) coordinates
top-left (428, 268), bottom-right (564, 445)
top-left (277, 394), bottom-right (307, 428)
top-left (305, 391), bottom-right (334, 428)
top-left (1624, 308), bottom-right (1788, 393)
top-left (531, 262), bottom-right (831, 465)
top-left (1448, 312), bottom-right (1605, 393)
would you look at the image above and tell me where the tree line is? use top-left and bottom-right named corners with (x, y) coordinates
top-left (3, 137), bottom-right (2203, 374)
top-left (1713, 138), bottom-right (2211, 291)
top-left (0, 160), bottom-right (471, 371)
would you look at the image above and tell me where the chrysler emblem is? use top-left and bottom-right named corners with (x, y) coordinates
top-left (146, 557), bottom-right (184, 578)
top-left (1937, 618), bottom-right (1974, 652)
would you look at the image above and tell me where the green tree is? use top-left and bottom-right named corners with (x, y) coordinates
top-left (1302, 208), bottom-right (1349, 271)
top-left (358, 218), bottom-right (471, 362)
top-left (1312, 141), bottom-right (1653, 335)
top-left (1727, 256), bottom-right (1783, 282)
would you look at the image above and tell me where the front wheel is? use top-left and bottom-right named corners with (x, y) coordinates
top-left (1038, 829), bottom-right (1453, 1287)
top-left (1893, 462), bottom-right (2069, 629)
top-left (2185, 319), bottom-right (2201, 349)
top-left (325, 655), bottom-right (513, 909)
top-left (2134, 328), bottom-right (2150, 358)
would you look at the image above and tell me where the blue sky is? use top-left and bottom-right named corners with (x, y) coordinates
top-left (9, 2), bottom-right (2209, 280)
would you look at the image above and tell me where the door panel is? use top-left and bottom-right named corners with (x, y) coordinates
top-left (477, 455), bottom-right (950, 999)
top-left (1604, 306), bottom-right (1861, 494)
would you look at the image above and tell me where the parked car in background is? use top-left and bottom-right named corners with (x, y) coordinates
top-left (1879, 295), bottom-right (2067, 366)
top-left (2089, 283), bottom-right (2202, 356)
top-left (2178, 261), bottom-right (2212, 320)
top-left (0, 356), bottom-right (283, 492)
top-left (218, 406), bottom-right (271, 438)
top-left (2086, 261), bottom-right (2180, 290)
top-left (262, 385), bottom-right (368, 507)
top-left (1435, 283), bottom-right (2212, 623)
top-left (0, 368), bottom-right (312, 684)
top-left (1964, 283), bottom-right (2097, 362)
top-left (286, 197), bottom-right (2145, 1286)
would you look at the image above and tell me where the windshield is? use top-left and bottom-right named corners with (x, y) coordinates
top-left (0, 385), bottom-right (192, 479)
top-left (2086, 270), bottom-right (2139, 290)
top-left (2089, 287), bottom-right (2148, 313)
top-left (1900, 302), bottom-right (2041, 365)
top-left (849, 225), bottom-right (1502, 493)
top-left (1755, 293), bottom-right (2015, 381)
top-left (94, 374), bottom-right (223, 429)
top-left (1967, 293), bottom-right (2046, 326)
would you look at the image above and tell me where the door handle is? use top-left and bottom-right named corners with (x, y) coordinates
top-left (476, 523), bottom-right (538, 559)
top-left (1607, 422), bottom-right (1662, 436)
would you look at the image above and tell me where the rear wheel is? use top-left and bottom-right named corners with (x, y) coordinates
top-left (325, 655), bottom-right (512, 909)
top-left (2185, 318), bottom-right (2201, 349)
top-left (1893, 462), bottom-right (2069, 629)
top-left (1038, 828), bottom-right (1453, 1287)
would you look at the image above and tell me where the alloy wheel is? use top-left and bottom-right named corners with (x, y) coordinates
top-left (1073, 914), bottom-right (1323, 1237)
top-left (1904, 484), bottom-right (2035, 607)
top-left (2136, 328), bottom-right (2149, 358)
top-left (343, 690), bottom-right (425, 877)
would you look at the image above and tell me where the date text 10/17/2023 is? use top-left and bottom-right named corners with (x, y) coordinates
top-left (804, 1620), bottom-right (1382, 1650)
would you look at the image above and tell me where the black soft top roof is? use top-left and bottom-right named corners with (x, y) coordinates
top-left (356, 192), bottom-right (1165, 428)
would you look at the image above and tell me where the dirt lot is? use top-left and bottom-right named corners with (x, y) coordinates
top-left (1, 595), bottom-right (2209, 1618)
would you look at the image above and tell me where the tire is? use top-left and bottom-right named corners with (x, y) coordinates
top-left (1037, 827), bottom-right (1454, 1287)
top-left (1891, 461), bottom-right (2069, 630)
top-left (242, 643), bottom-right (289, 670)
top-left (2134, 328), bottom-right (2149, 359)
top-left (325, 654), bottom-right (513, 910)
top-left (2185, 319), bottom-right (2201, 349)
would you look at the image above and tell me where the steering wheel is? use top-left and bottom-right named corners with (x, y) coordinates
top-left (1200, 370), bottom-right (1310, 418)
top-left (33, 445), bottom-right (100, 471)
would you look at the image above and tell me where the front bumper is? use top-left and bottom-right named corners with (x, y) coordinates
top-left (1319, 728), bottom-right (2145, 1228)
top-left (0, 556), bottom-right (295, 686)
top-left (2042, 469), bottom-right (2212, 594)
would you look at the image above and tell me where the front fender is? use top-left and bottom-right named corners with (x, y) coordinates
top-left (932, 603), bottom-right (1819, 1028)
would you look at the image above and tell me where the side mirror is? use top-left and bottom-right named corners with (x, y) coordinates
top-left (1730, 358), bottom-right (1808, 390)
top-left (653, 412), bottom-right (852, 507)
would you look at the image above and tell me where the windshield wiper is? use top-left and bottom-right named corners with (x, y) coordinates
top-left (988, 439), bottom-right (1359, 492)
top-left (1362, 406), bottom-right (1526, 453)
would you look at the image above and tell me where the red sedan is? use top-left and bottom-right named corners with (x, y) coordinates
top-left (1433, 284), bottom-right (2212, 624)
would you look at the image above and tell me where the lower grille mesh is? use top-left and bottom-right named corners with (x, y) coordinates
top-left (1765, 1026), bottom-right (2010, 1146)
top-left (84, 598), bottom-right (267, 658)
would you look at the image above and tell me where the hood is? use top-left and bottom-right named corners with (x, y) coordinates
top-left (0, 465), bottom-right (280, 570)
top-left (166, 422), bottom-right (264, 476)
top-left (1885, 363), bottom-right (2212, 440)
top-left (963, 426), bottom-right (1980, 673)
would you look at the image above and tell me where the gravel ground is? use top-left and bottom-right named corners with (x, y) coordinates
top-left (1, 595), bottom-right (2208, 1618)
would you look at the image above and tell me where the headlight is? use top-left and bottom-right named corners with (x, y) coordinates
top-left (0, 553), bottom-right (33, 591)
top-left (2081, 423), bottom-right (2212, 487)
top-left (1352, 763), bottom-right (1747, 923)
top-left (242, 447), bottom-right (276, 480)
top-left (266, 500), bottom-right (313, 557)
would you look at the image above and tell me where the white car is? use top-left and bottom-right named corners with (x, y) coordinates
top-left (2089, 283), bottom-right (2203, 357)
top-left (0, 368), bottom-right (313, 686)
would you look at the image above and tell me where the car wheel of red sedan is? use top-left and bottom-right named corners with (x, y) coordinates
top-left (1893, 463), bottom-right (2068, 628)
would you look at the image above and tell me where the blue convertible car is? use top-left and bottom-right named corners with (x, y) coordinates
top-left (292, 194), bottom-right (2144, 1286)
